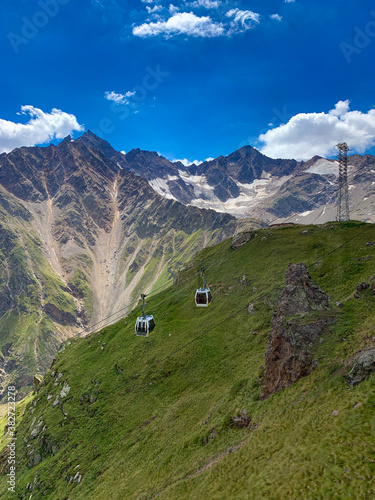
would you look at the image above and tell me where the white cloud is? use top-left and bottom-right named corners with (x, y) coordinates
top-left (174, 158), bottom-right (196, 166)
top-left (133, 11), bottom-right (225, 38)
top-left (258, 100), bottom-right (375, 160)
top-left (189, 0), bottom-right (221, 9)
top-left (284, 0), bottom-right (295, 3)
top-left (169, 4), bottom-right (179, 13)
top-left (226, 9), bottom-right (260, 33)
top-left (146, 4), bottom-right (162, 13)
top-left (173, 157), bottom-right (214, 166)
top-left (104, 90), bottom-right (136, 105)
top-left (329, 100), bottom-right (350, 117)
top-left (0, 106), bottom-right (84, 154)
top-left (270, 13), bottom-right (282, 21)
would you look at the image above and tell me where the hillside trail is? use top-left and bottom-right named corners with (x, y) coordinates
top-left (151, 439), bottom-right (248, 499)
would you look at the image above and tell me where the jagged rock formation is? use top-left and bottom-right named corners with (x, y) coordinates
top-left (261, 263), bottom-right (331, 399)
top-left (278, 263), bottom-right (329, 316)
top-left (344, 347), bottom-right (375, 386)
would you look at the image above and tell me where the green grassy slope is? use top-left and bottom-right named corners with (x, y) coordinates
top-left (1, 222), bottom-right (375, 499)
top-left (0, 199), bottom-right (80, 399)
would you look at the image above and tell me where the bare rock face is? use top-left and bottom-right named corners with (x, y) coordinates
top-left (344, 348), bottom-right (375, 386)
top-left (278, 263), bottom-right (329, 316)
top-left (43, 304), bottom-right (77, 326)
top-left (231, 232), bottom-right (252, 250)
top-left (261, 263), bottom-right (331, 399)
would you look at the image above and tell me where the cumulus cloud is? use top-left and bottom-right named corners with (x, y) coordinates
top-left (104, 90), bottom-right (136, 105)
top-left (189, 0), bottom-right (221, 9)
top-left (0, 106), bottom-right (84, 154)
top-left (270, 13), bottom-right (282, 21)
top-left (226, 9), bottom-right (260, 33)
top-left (284, 0), bottom-right (295, 3)
top-left (133, 11), bottom-right (225, 38)
top-left (258, 100), bottom-right (375, 160)
top-left (329, 100), bottom-right (350, 117)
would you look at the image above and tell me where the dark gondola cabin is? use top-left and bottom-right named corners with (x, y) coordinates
top-left (135, 294), bottom-right (155, 337)
top-left (195, 267), bottom-right (212, 307)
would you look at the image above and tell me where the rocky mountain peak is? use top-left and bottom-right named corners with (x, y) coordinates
top-left (75, 130), bottom-right (120, 160)
top-left (123, 148), bottom-right (179, 180)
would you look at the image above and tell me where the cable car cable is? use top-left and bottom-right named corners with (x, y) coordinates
top-left (120, 221), bottom-right (374, 387)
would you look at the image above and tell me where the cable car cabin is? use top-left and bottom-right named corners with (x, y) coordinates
top-left (135, 315), bottom-right (155, 337)
top-left (195, 288), bottom-right (212, 307)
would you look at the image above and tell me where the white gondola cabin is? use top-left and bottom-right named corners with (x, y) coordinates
top-left (135, 294), bottom-right (155, 337)
top-left (195, 267), bottom-right (212, 307)
top-left (195, 287), bottom-right (212, 307)
top-left (135, 315), bottom-right (155, 336)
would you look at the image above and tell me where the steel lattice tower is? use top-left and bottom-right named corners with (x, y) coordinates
top-left (336, 142), bottom-right (350, 222)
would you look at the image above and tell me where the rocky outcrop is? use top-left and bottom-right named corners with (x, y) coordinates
top-left (344, 348), bottom-right (375, 386)
top-left (33, 375), bottom-right (43, 392)
top-left (353, 280), bottom-right (375, 299)
top-left (261, 263), bottom-right (331, 399)
top-left (231, 232), bottom-right (252, 250)
top-left (278, 262), bottom-right (329, 316)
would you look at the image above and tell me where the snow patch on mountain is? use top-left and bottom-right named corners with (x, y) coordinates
top-left (306, 159), bottom-right (339, 176)
top-left (148, 176), bottom-right (178, 200)
top-left (177, 170), bottom-right (293, 217)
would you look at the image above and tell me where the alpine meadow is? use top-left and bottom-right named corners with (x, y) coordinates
top-left (0, 0), bottom-right (375, 499)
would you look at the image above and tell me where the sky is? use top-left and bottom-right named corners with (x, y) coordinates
top-left (1, 0), bottom-right (375, 163)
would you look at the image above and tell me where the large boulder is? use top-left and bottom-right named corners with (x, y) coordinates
top-left (261, 263), bottom-right (331, 399)
top-left (344, 348), bottom-right (375, 386)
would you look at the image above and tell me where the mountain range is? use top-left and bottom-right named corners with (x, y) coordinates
top-left (0, 131), bottom-right (374, 398)
top-left (84, 131), bottom-right (375, 223)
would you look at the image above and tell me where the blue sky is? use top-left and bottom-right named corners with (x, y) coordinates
top-left (1, 0), bottom-right (375, 162)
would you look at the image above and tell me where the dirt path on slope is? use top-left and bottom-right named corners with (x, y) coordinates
top-left (151, 439), bottom-right (248, 499)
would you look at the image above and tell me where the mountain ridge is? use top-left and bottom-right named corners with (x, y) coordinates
top-left (73, 132), bottom-right (375, 223)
